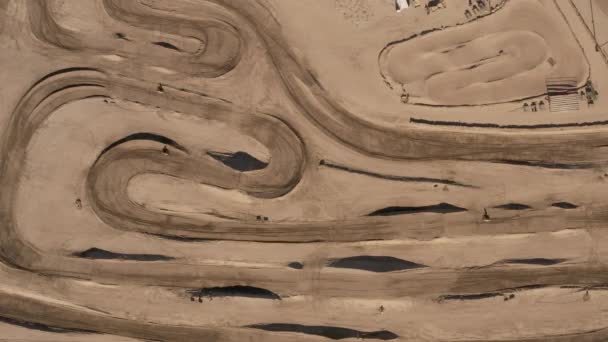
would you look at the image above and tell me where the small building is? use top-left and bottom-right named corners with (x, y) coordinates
top-left (396, 0), bottom-right (410, 12)
top-left (425, 0), bottom-right (446, 13)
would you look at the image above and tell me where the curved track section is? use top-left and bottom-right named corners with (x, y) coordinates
top-left (379, 0), bottom-right (588, 106)
top-left (28, 0), bottom-right (241, 77)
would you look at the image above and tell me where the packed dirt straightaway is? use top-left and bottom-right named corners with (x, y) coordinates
top-left (3, 0), bottom-right (608, 341)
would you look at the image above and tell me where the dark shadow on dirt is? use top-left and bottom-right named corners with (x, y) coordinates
top-left (287, 262), bottom-right (304, 269)
top-left (368, 203), bottom-right (467, 216)
top-left (551, 202), bottom-right (579, 209)
top-left (410, 117), bottom-right (608, 129)
top-left (187, 286), bottom-right (281, 300)
top-left (493, 203), bottom-right (531, 210)
top-left (492, 159), bottom-right (594, 169)
top-left (72, 248), bottom-right (174, 261)
top-left (97, 132), bottom-right (187, 161)
top-left (0, 316), bottom-right (97, 334)
top-left (327, 256), bottom-right (427, 272)
top-left (114, 32), bottom-right (130, 41)
top-left (152, 41), bottom-right (181, 51)
top-left (143, 232), bottom-right (213, 242)
top-left (502, 258), bottom-right (566, 266)
top-left (247, 323), bottom-right (398, 340)
top-left (438, 293), bottom-right (503, 301)
top-left (208, 151), bottom-right (268, 172)
top-left (320, 160), bottom-right (475, 188)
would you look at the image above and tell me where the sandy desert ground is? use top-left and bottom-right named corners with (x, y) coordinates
top-left (2, 0), bottom-right (608, 341)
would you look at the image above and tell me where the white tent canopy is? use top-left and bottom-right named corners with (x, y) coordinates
top-left (396, 0), bottom-right (409, 11)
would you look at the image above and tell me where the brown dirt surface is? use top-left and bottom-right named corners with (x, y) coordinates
top-left (2, 0), bottom-right (608, 341)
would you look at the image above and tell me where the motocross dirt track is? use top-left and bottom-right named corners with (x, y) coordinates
top-left (3, 0), bottom-right (608, 341)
